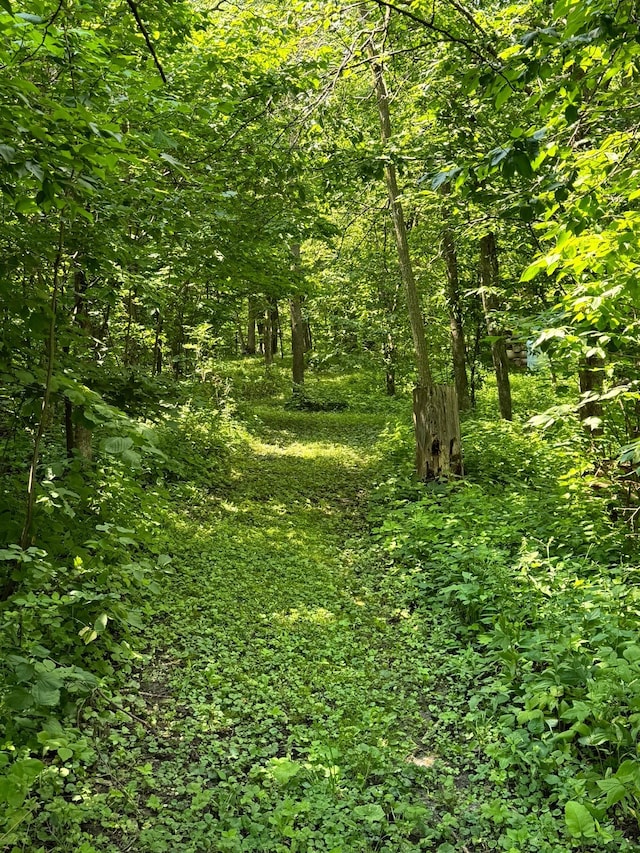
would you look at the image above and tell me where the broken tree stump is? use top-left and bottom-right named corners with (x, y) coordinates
top-left (413, 385), bottom-right (463, 480)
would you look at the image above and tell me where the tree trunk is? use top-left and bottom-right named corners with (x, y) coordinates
top-left (479, 232), bottom-right (512, 421)
top-left (367, 40), bottom-right (431, 389)
top-left (263, 307), bottom-right (273, 366)
top-left (442, 225), bottom-right (471, 411)
top-left (364, 8), bottom-right (461, 477)
top-left (414, 386), bottom-right (463, 479)
top-left (269, 299), bottom-right (279, 357)
top-left (303, 316), bottom-right (312, 352)
top-left (290, 245), bottom-right (305, 390)
top-left (383, 333), bottom-right (396, 396)
top-left (152, 310), bottom-right (163, 375)
top-left (291, 296), bottom-right (305, 389)
top-left (246, 296), bottom-right (257, 355)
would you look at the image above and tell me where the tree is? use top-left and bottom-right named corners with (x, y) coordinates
top-left (362, 5), bottom-right (462, 478)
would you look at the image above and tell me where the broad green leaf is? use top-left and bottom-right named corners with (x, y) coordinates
top-left (268, 757), bottom-right (300, 785)
top-left (5, 688), bottom-right (34, 710)
top-left (353, 804), bottom-right (385, 822)
top-left (121, 448), bottom-right (142, 466)
top-left (520, 258), bottom-right (547, 282)
top-left (565, 801), bottom-right (595, 837)
top-left (596, 777), bottom-right (627, 808)
top-left (103, 436), bottom-right (134, 454)
top-left (32, 672), bottom-right (63, 706)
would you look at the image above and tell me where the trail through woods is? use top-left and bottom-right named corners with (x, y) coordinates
top-left (101, 405), bottom-right (439, 851)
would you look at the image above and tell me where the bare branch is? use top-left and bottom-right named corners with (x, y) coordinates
top-left (125, 0), bottom-right (167, 84)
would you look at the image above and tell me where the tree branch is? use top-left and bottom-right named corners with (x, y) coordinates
top-left (125, 0), bottom-right (167, 84)
top-left (369, 0), bottom-right (506, 78)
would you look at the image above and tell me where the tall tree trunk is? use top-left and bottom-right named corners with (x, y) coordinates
top-left (479, 232), bottom-right (512, 421)
top-left (269, 299), bottom-right (279, 357)
top-left (303, 315), bottom-right (312, 353)
top-left (364, 8), bottom-right (461, 478)
top-left (246, 296), bottom-right (257, 355)
top-left (442, 225), bottom-right (471, 411)
top-left (263, 306), bottom-right (273, 366)
top-left (383, 332), bottom-right (396, 396)
top-left (367, 36), bottom-right (431, 389)
top-left (290, 245), bottom-right (305, 391)
top-left (291, 297), bottom-right (305, 389)
top-left (152, 310), bottom-right (163, 375)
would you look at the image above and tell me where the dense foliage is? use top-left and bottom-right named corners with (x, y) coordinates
top-left (2, 0), bottom-right (640, 850)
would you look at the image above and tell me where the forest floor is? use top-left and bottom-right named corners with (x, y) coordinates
top-left (20, 368), bottom-right (637, 853)
top-left (92, 399), bottom-right (444, 852)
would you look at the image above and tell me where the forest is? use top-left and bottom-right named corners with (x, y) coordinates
top-left (1, 0), bottom-right (640, 850)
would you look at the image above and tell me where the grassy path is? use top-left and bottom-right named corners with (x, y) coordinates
top-left (99, 404), bottom-right (437, 852)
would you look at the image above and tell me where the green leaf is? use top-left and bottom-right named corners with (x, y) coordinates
top-left (565, 103), bottom-right (579, 124)
top-left (121, 448), bottom-right (142, 466)
top-left (353, 804), bottom-right (385, 822)
top-left (268, 757), bottom-right (301, 785)
top-left (94, 613), bottom-right (109, 633)
top-left (103, 436), bottom-right (134, 454)
top-left (57, 747), bottom-right (73, 761)
top-left (596, 777), bottom-right (627, 808)
top-left (0, 0), bottom-right (13, 13)
top-left (495, 84), bottom-right (511, 109)
top-left (159, 152), bottom-right (184, 168)
top-left (520, 258), bottom-right (547, 282)
top-left (32, 672), bottom-right (62, 706)
top-left (16, 12), bottom-right (44, 22)
top-left (513, 151), bottom-right (533, 177)
top-left (5, 688), bottom-right (34, 710)
top-left (565, 801), bottom-right (596, 837)
top-left (623, 645), bottom-right (640, 664)
top-left (79, 627), bottom-right (98, 644)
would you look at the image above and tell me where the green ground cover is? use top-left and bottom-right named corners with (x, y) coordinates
top-left (2, 364), bottom-right (639, 851)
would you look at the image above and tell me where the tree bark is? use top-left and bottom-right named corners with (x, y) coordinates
top-left (63, 268), bottom-right (93, 462)
top-left (442, 225), bottom-right (471, 411)
top-left (479, 232), bottom-right (512, 421)
top-left (303, 315), bottom-right (312, 352)
top-left (246, 296), bottom-right (257, 355)
top-left (414, 386), bottom-right (463, 479)
top-left (291, 296), bottom-right (305, 389)
top-left (152, 310), bottom-right (163, 375)
top-left (269, 299), bottom-right (279, 357)
top-left (364, 7), bottom-right (461, 478)
top-left (383, 332), bottom-right (396, 396)
top-left (290, 244), bottom-right (305, 390)
top-left (365, 16), bottom-right (431, 389)
top-left (263, 306), bottom-right (273, 366)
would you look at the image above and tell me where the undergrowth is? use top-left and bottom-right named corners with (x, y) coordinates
top-left (370, 376), bottom-right (640, 850)
top-left (1, 362), bottom-right (639, 852)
